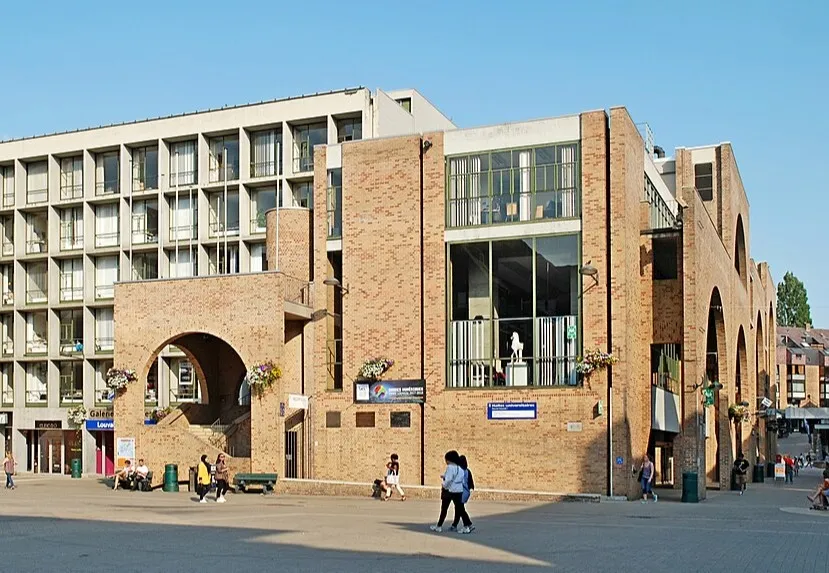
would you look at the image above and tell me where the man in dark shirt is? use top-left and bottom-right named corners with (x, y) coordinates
top-left (734, 453), bottom-right (750, 495)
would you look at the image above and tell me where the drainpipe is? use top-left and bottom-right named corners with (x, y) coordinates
top-left (605, 119), bottom-right (614, 498)
top-left (419, 137), bottom-right (426, 486)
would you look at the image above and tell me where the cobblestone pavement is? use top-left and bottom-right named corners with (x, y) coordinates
top-left (0, 472), bottom-right (826, 573)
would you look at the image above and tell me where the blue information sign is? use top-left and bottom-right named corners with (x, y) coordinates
top-left (487, 402), bottom-right (537, 420)
top-left (86, 419), bottom-right (114, 431)
top-left (615, 456), bottom-right (624, 466)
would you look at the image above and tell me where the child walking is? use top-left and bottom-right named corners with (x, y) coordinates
top-left (383, 453), bottom-right (406, 501)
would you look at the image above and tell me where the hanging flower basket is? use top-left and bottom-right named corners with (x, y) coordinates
top-left (247, 361), bottom-right (283, 397)
top-left (575, 349), bottom-right (618, 379)
top-left (728, 404), bottom-right (750, 422)
top-left (67, 405), bottom-right (87, 427)
top-left (358, 357), bottom-right (395, 381)
top-left (106, 368), bottom-right (138, 394)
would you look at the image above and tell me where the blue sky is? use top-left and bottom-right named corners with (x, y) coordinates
top-left (1, 1), bottom-right (826, 322)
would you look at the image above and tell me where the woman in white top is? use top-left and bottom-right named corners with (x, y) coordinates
top-left (430, 450), bottom-right (473, 534)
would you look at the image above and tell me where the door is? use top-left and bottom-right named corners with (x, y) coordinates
top-left (104, 432), bottom-right (114, 475)
top-left (284, 430), bottom-right (298, 479)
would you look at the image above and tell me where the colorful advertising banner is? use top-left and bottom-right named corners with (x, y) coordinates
top-left (354, 379), bottom-right (425, 404)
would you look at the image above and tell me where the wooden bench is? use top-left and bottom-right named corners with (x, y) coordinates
top-left (233, 473), bottom-right (278, 495)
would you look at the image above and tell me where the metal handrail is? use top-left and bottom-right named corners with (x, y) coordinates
top-left (95, 180), bottom-right (119, 195)
top-left (283, 275), bottom-right (313, 307)
top-left (250, 160), bottom-right (277, 178)
top-left (95, 337), bottom-right (114, 352)
top-left (59, 376), bottom-right (83, 403)
top-left (27, 188), bottom-right (48, 204)
top-left (26, 289), bottom-right (47, 304)
top-left (95, 285), bottom-right (114, 299)
top-left (60, 184), bottom-right (84, 200)
top-left (169, 170), bottom-right (197, 187)
top-left (208, 163), bottom-right (239, 183)
top-left (59, 286), bottom-right (83, 302)
top-left (60, 235), bottom-right (84, 251)
top-left (26, 239), bottom-right (47, 254)
top-left (95, 232), bottom-right (120, 248)
top-left (25, 338), bottom-right (47, 354)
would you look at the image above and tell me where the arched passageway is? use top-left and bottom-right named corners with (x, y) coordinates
top-left (706, 288), bottom-right (727, 486)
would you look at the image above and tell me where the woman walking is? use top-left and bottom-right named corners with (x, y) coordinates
top-left (3, 451), bottom-right (15, 489)
top-left (639, 454), bottom-right (658, 503)
top-left (450, 455), bottom-right (475, 532)
top-left (430, 450), bottom-right (473, 534)
top-left (197, 454), bottom-right (211, 504)
top-left (214, 453), bottom-right (229, 503)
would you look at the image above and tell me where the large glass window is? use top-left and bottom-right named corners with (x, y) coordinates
top-left (448, 235), bottom-right (579, 388)
top-left (27, 161), bottom-right (48, 204)
top-left (291, 181), bottom-right (313, 209)
top-left (1, 363), bottom-right (12, 406)
top-left (95, 256), bottom-right (119, 299)
top-left (651, 344), bottom-right (681, 394)
top-left (95, 151), bottom-right (119, 195)
top-left (169, 141), bottom-right (197, 187)
top-left (250, 129), bottom-right (282, 177)
top-left (26, 211), bottom-right (48, 254)
top-left (59, 309), bottom-right (84, 356)
top-left (207, 245), bottom-right (239, 275)
top-left (132, 199), bottom-right (159, 244)
top-left (447, 143), bottom-right (579, 228)
top-left (59, 258), bottom-right (83, 302)
top-left (25, 262), bottom-right (48, 304)
top-left (132, 252), bottom-right (158, 281)
top-left (292, 122), bottom-right (327, 173)
top-left (95, 203), bottom-right (120, 247)
top-left (95, 308), bottom-right (114, 352)
top-left (208, 135), bottom-right (240, 182)
top-left (25, 362), bottom-right (47, 404)
top-left (336, 117), bottom-right (362, 143)
top-left (208, 191), bottom-right (240, 237)
top-left (0, 165), bottom-right (14, 208)
top-left (327, 169), bottom-right (342, 238)
top-left (250, 187), bottom-right (277, 233)
top-left (60, 156), bottom-right (83, 200)
top-left (59, 361), bottom-right (84, 404)
top-left (132, 146), bottom-right (159, 191)
top-left (59, 207), bottom-right (84, 251)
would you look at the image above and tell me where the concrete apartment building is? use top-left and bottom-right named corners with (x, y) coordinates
top-left (0, 87), bottom-right (454, 475)
top-left (776, 326), bottom-right (829, 409)
top-left (0, 87), bottom-right (776, 499)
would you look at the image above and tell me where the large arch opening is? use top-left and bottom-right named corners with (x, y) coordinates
top-left (734, 215), bottom-right (748, 287)
top-left (735, 326), bottom-right (748, 457)
top-left (706, 288), bottom-right (727, 486)
top-left (145, 332), bottom-right (250, 457)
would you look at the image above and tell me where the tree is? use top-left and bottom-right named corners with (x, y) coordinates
top-left (777, 271), bottom-right (812, 327)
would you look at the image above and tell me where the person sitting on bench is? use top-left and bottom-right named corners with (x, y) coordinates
top-left (113, 460), bottom-right (134, 491)
top-left (133, 459), bottom-right (150, 491)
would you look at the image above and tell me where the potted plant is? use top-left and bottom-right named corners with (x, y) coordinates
top-left (67, 405), bottom-right (87, 476)
top-left (358, 358), bottom-right (395, 381)
top-left (728, 404), bottom-right (750, 422)
top-left (247, 361), bottom-right (282, 398)
top-left (576, 349), bottom-right (618, 379)
top-left (106, 368), bottom-right (138, 396)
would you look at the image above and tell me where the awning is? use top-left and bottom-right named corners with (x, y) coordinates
top-left (784, 406), bottom-right (829, 420)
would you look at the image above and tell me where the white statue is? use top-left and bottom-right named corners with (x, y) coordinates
top-left (510, 332), bottom-right (524, 363)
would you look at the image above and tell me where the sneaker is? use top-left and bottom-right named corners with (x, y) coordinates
top-left (461, 527), bottom-right (473, 534)
top-left (199, 499), bottom-right (207, 504)
top-left (429, 525), bottom-right (442, 533)
top-left (217, 497), bottom-right (226, 503)
top-left (653, 494), bottom-right (658, 503)
top-left (448, 525), bottom-right (457, 532)
top-left (739, 491), bottom-right (744, 496)
top-left (641, 500), bottom-right (647, 504)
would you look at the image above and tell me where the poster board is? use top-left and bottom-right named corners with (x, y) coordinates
top-left (116, 437), bottom-right (136, 469)
top-left (774, 463), bottom-right (785, 480)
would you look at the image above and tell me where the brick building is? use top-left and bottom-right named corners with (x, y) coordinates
top-left (0, 89), bottom-right (777, 498)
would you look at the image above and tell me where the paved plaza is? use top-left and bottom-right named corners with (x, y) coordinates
top-left (0, 469), bottom-right (827, 573)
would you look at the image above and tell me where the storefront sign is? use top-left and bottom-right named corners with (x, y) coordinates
top-left (487, 402), bottom-right (537, 420)
top-left (288, 394), bottom-right (309, 409)
top-left (88, 408), bottom-right (113, 420)
top-left (35, 420), bottom-right (62, 429)
top-left (116, 437), bottom-right (136, 467)
top-left (354, 379), bottom-right (425, 404)
top-left (86, 419), bottom-right (114, 431)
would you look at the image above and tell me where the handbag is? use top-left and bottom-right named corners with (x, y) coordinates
top-left (386, 473), bottom-right (399, 485)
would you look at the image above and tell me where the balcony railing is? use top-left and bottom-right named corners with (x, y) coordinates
top-left (60, 286), bottom-right (83, 302)
top-left (1, 388), bottom-right (12, 406)
top-left (132, 175), bottom-right (159, 192)
top-left (25, 337), bottom-right (47, 354)
top-left (95, 179), bottom-right (119, 196)
top-left (327, 185), bottom-right (342, 238)
top-left (60, 184), bottom-right (84, 201)
top-left (251, 161), bottom-right (277, 178)
top-left (293, 154), bottom-right (313, 173)
top-left (208, 163), bottom-right (239, 183)
top-left (644, 176), bottom-right (680, 231)
top-left (2, 192), bottom-right (14, 208)
top-left (95, 232), bottom-right (120, 248)
top-left (95, 386), bottom-right (112, 403)
top-left (95, 285), bottom-right (114, 299)
top-left (208, 220), bottom-right (240, 238)
top-left (60, 338), bottom-right (83, 356)
top-left (2, 241), bottom-right (13, 256)
top-left (651, 372), bottom-right (679, 395)
top-left (26, 389), bottom-right (47, 404)
top-left (169, 171), bottom-right (197, 188)
top-left (60, 235), bottom-right (83, 251)
top-left (283, 275), bottom-right (313, 307)
top-left (27, 188), bottom-right (48, 204)
top-left (2, 291), bottom-right (13, 306)
top-left (250, 216), bottom-right (266, 234)
top-left (2, 340), bottom-right (13, 356)
top-left (95, 336), bottom-right (114, 352)
top-left (169, 225), bottom-right (197, 241)
top-left (26, 289), bottom-right (47, 304)
top-left (132, 229), bottom-right (159, 245)
top-left (26, 239), bottom-right (47, 254)
top-left (59, 376), bottom-right (83, 403)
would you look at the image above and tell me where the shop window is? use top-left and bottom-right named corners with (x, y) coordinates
top-left (356, 412), bottom-right (375, 428)
top-left (325, 411), bottom-right (341, 428)
top-left (390, 412), bottom-right (411, 428)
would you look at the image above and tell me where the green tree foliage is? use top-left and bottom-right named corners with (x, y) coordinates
top-left (777, 271), bottom-right (812, 327)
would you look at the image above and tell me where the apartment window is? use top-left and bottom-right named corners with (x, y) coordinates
top-left (336, 117), bottom-right (362, 143)
top-left (390, 411), bottom-right (411, 428)
top-left (93, 359), bottom-right (113, 403)
top-left (169, 140), bottom-right (197, 187)
top-left (397, 97), bottom-right (412, 113)
top-left (208, 191), bottom-right (240, 237)
top-left (325, 411), bottom-right (341, 428)
top-left (327, 169), bottom-right (342, 238)
top-left (1, 313), bottom-right (13, 356)
top-left (651, 344), bottom-right (681, 394)
top-left (25, 211), bottom-right (48, 254)
top-left (356, 412), bottom-right (375, 428)
top-left (131, 146), bottom-right (158, 191)
top-left (447, 144), bottom-right (579, 228)
top-left (168, 195), bottom-right (197, 240)
top-left (1, 364), bottom-right (12, 406)
top-left (95, 307), bottom-right (114, 352)
top-left (59, 258), bottom-right (84, 302)
top-left (448, 235), bottom-right (580, 388)
top-left (59, 156), bottom-right (84, 200)
top-left (250, 187), bottom-right (277, 233)
top-left (0, 165), bottom-right (14, 208)
top-left (1, 264), bottom-right (13, 306)
top-left (95, 256), bottom-right (119, 299)
top-left (653, 237), bottom-right (678, 280)
top-left (59, 310), bottom-right (84, 356)
top-left (168, 248), bottom-right (197, 278)
top-left (1, 215), bottom-right (13, 256)
top-left (695, 163), bottom-right (713, 201)
top-left (95, 151), bottom-right (119, 195)
top-left (821, 367), bottom-right (829, 408)
top-left (25, 311), bottom-right (48, 354)
top-left (292, 122), bottom-right (327, 173)
top-left (131, 199), bottom-right (159, 244)
top-left (207, 245), bottom-right (239, 275)
top-left (250, 129), bottom-right (282, 177)
top-left (132, 252), bottom-right (158, 281)
top-left (169, 358), bottom-right (200, 403)
top-left (25, 362), bottom-right (47, 405)
top-left (26, 161), bottom-right (48, 204)
top-left (250, 244), bottom-right (267, 273)
top-left (95, 203), bottom-right (120, 247)
top-left (291, 181), bottom-right (313, 209)
top-left (59, 207), bottom-right (84, 251)
top-left (208, 135), bottom-right (240, 182)
top-left (59, 361), bottom-right (84, 404)
top-left (25, 262), bottom-right (47, 304)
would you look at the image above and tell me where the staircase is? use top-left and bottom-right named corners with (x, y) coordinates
top-left (187, 411), bottom-right (251, 456)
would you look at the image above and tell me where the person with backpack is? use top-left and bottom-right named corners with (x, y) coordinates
top-left (430, 450), bottom-right (473, 534)
top-left (733, 452), bottom-right (750, 495)
top-left (450, 455), bottom-right (475, 532)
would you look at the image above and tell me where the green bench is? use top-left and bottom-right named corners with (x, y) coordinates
top-left (233, 473), bottom-right (278, 495)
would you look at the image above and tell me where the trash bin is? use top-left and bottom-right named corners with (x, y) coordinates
top-left (188, 466), bottom-right (197, 492)
top-left (730, 469), bottom-right (740, 491)
top-left (163, 463), bottom-right (179, 492)
top-left (682, 471), bottom-right (699, 503)
top-left (766, 462), bottom-right (774, 478)
top-left (70, 458), bottom-right (82, 479)
top-left (752, 464), bottom-right (765, 483)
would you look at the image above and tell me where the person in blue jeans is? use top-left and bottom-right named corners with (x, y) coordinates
top-left (3, 452), bottom-right (16, 489)
top-left (451, 455), bottom-right (475, 532)
top-left (639, 454), bottom-right (657, 503)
